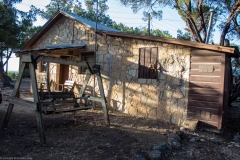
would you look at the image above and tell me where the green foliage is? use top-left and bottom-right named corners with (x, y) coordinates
top-left (119, 0), bottom-right (240, 46)
top-left (40, 0), bottom-right (173, 38)
top-left (7, 71), bottom-right (18, 78)
top-left (41, 0), bottom-right (83, 19)
top-left (176, 29), bottom-right (191, 41)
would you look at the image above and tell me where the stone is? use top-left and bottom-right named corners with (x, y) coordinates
top-left (168, 57), bottom-right (174, 64)
top-left (129, 70), bottom-right (136, 77)
top-left (138, 79), bottom-right (146, 84)
top-left (173, 91), bottom-right (184, 98)
top-left (147, 150), bottom-right (162, 160)
top-left (138, 106), bottom-right (148, 118)
top-left (211, 138), bottom-right (221, 144)
top-left (167, 133), bottom-right (181, 149)
top-left (131, 155), bottom-right (146, 160)
top-left (189, 137), bottom-right (196, 142)
top-left (148, 142), bottom-right (172, 160)
top-left (148, 108), bottom-right (157, 119)
top-left (178, 119), bottom-right (198, 131)
top-left (189, 136), bottom-right (200, 142)
top-left (159, 73), bottom-right (167, 80)
top-left (171, 115), bottom-right (179, 125)
top-left (200, 138), bottom-right (205, 142)
top-left (233, 132), bottom-right (240, 143)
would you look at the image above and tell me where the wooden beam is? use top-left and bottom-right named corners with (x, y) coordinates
top-left (2, 62), bottom-right (27, 129)
top-left (21, 54), bottom-right (33, 62)
top-left (39, 56), bottom-right (89, 67)
top-left (29, 62), bottom-right (46, 145)
top-left (8, 97), bottom-right (37, 110)
top-left (94, 66), bottom-right (110, 126)
top-left (100, 31), bottom-right (237, 54)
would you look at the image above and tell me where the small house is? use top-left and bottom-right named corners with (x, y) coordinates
top-left (16, 10), bottom-right (239, 130)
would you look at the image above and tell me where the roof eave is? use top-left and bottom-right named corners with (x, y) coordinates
top-left (98, 31), bottom-right (238, 56)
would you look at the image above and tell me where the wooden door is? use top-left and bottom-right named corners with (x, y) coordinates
top-left (188, 49), bottom-right (225, 130)
top-left (59, 56), bottom-right (69, 90)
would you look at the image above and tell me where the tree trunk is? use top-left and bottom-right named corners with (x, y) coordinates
top-left (219, 1), bottom-right (240, 45)
top-left (0, 62), bottom-right (13, 88)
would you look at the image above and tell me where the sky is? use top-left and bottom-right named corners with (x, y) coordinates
top-left (8, 0), bottom-right (222, 71)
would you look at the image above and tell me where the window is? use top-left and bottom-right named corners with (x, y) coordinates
top-left (138, 47), bottom-right (158, 79)
top-left (40, 61), bottom-right (47, 72)
top-left (79, 53), bottom-right (94, 74)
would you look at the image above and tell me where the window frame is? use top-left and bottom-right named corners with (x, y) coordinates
top-left (138, 47), bottom-right (158, 79)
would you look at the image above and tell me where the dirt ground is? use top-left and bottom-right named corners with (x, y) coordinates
top-left (1, 78), bottom-right (240, 160)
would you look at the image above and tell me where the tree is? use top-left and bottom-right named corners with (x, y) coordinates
top-left (119, 0), bottom-right (240, 46)
top-left (40, 0), bottom-right (113, 26)
top-left (217, 0), bottom-right (240, 45)
top-left (142, 10), bottom-right (162, 35)
top-left (41, 0), bottom-right (83, 19)
top-left (0, 0), bottom-right (39, 87)
top-left (176, 29), bottom-right (191, 41)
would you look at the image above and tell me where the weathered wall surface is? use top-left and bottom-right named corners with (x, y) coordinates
top-left (31, 16), bottom-right (190, 124)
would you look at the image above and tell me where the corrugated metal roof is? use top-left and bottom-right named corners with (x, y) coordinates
top-left (60, 10), bottom-right (120, 32)
top-left (16, 43), bottom-right (86, 53)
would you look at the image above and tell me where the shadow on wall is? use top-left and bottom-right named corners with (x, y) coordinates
top-left (97, 53), bottom-right (190, 125)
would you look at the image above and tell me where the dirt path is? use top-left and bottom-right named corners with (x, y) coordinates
top-left (0, 79), bottom-right (240, 159)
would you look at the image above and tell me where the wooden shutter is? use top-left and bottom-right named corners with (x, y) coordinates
top-left (138, 47), bottom-right (158, 79)
top-left (139, 48), bottom-right (145, 78)
top-left (150, 47), bottom-right (158, 79)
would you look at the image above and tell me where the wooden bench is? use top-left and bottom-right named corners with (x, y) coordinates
top-left (39, 92), bottom-right (91, 114)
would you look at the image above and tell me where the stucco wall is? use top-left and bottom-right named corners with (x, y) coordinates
top-left (31, 16), bottom-right (190, 124)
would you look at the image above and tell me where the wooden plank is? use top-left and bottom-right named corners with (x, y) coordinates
top-left (2, 62), bottom-right (27, 129)
top-left (187, 106), bottom-right (219, 114)
top-left (46, 106), bottom-right (92, 114)
top-left (21, 54), bottom-right (33, 62)
top-left (39, 56), bottom-right (91, 69)
top-left (150, 47), bottom-right (158, 79)
top-left (190, 70), bottom-right (221, 76)
top-left (187, 112), bottom-right (218, 121)
top-left (189, 88), bottom-right (220, 95)
top-left (190, 76), bottom-right (220, 82)
top-left (8, 97), bottom-right (37, 110)
top-left (189, 81), bottom-right (220, 89)
top-left (139, 48), bottom-right (145, 78)
top-left (39, 92), bottom-right (75, 100)
top-left (191, 49), bottom-right (221, 56)
top-left (100, 31), bottom-right (236, 54)
top-left (191, 64), bottom-right (221, 70)
top-left (41, 99), bottom-right (76, 105)
top-left (218, 54), bottom-right (226, 130)
top-left (95, 68), bottom-right (110, 126)
top-left (188, 100), bottom-right (219, 109)
top-left (89, 96), bottom-right (102, 102)
top-left (187, 113), bottom-right (218, 127)
top-left (29, 62), bottom-right (46, 145)
top-left (78, 72), bottom-right (91, 97)
top-left (191, 56), bottom-right (221, 63)
top-left (188, 94), bottom-right (219, 102)
top-left (145, 48), bottom-right (151, 78)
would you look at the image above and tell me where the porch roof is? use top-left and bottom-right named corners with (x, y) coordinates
top-left (15, 43), bottom-right (86, 54)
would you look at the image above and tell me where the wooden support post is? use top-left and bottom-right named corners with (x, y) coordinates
top-left (78, 70), bottom-right (91, 98)
top-left (93, 65), bottom-right (110, 126)
top-left (29, 62), bottom-right (46, 145)
top-left (2, 63), bottom-right (26, 129)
